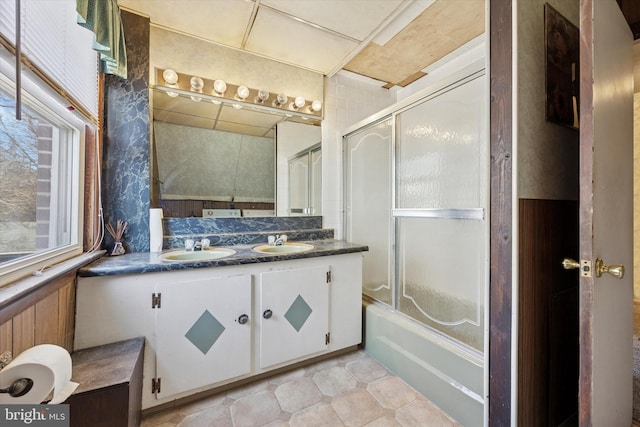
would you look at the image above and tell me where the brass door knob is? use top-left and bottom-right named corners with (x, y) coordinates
top-left (562, 258), bottom-right (580, 270)
top-left (595, 258), bottom-right (624, 279)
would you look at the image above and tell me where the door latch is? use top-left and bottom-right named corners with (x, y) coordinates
top-left (561, 258), bottom-right (592, 277)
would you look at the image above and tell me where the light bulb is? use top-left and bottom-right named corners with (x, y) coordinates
top-left (190, 95), bottom-right (202, 102)
top-left (255, 89), bottom-right (269, 103)
top-left (311, 100), bottom-right (322, 112)
top-left (294, 96), bottom-right (306, 109)
top-left (236, 86), bottom-right (250, 100)
top-left (273, 93), bottom-right (288, 107)
top-left (213, 80), bottom-right (227, 95)
top-left (190, 76), bottom-right (204, 92)
top-left (162, 69), bottom-right (178, 85)
top-left (232, 103), bottom-right (243, 110)
top-left (166, 91), bottom-right (179, 98)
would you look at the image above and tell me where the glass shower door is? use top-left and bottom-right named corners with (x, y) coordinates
top-left (344, 118), bottom-right (393, 305)
top-left (310, 147), bottom-right (322, 216)
top-left (288, 153), bottom-right (309, 216)
top-left (394, 75), bottom-right (487, 352)
top-left (344, 70), bottom-right (488, 425)
top-left (288, 145), bottom-right (321, 216)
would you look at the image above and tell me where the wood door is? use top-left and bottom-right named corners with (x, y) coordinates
top-left (579, 0), bottom-right (634, 424)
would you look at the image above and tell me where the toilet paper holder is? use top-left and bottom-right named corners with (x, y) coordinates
top-left (0, 351), bottom-right (11, 370)
top-left (0, 377), bottom-right (33, 397)
top-left (0, 351), bottom-right (34, 398)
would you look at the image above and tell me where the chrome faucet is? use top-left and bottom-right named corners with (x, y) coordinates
top-left (273, 234), bottom-right (287, 246)
top-left (185, 238), bottom-right (210, 251)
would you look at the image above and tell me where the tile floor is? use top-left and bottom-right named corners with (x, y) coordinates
top-left (141, 349), bottom-right (460, 427)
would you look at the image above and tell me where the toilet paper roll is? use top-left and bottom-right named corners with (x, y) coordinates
top-left (150, 208), bottom-right (164, 252)
top-left (0, 344), bottom-right (78, 404)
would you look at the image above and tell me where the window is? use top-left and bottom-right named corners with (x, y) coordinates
top-left (0, 0), bottom-right (100, 286)
top-left (0, 64), bottom-right (87, 286)
top-left (0, 0), bottom-right (100, 117)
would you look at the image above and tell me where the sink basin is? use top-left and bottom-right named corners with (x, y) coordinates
top-left (252, 243), bottom-right (314, 254)
top-left (159, 248), bottom-right (236, 262)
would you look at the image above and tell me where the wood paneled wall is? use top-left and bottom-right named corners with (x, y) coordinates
top-left (0, 272), bottom-right (76, 358)
top-left (518, 199), bottom-right (579, 426)
top-left (160, 199), bottom-right (274, 218)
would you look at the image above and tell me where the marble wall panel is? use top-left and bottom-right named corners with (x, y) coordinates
top-left (103, 11), bottom-right (151, 253)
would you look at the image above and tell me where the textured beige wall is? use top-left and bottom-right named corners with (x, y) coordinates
top-left (149, 27), bottom-right (324, 102)
top-left (154, 121), bottom-right (274, 202)
top-left (517, 0), bottom-right (579, 200)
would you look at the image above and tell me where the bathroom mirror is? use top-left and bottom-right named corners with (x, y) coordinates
top-left (151, 89), bottom-right (321, 218)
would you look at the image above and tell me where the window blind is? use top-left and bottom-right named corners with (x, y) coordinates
top-left (0, 0), bottom-right (99, 119)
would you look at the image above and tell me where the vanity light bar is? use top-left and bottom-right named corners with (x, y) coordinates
top-left (154, 68), bottom-right (323, 119)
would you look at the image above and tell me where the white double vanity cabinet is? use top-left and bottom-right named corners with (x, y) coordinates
top-left (74, 251), bottom-right (363, 410)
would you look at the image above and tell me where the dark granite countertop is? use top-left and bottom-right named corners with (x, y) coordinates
top-left (78, 239), bottom-right (368, 277)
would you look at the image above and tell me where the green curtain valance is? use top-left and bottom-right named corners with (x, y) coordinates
top-left (76, 0), bottom-right (127, 79)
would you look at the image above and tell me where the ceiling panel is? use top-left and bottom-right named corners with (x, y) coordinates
top-left (215, 120), bottom-right (273, 137)
top-left (153, 110), bottom-right (216, 129)
top-left (217, 104), bottom-right (286, 128)
top-left (245, 6), bottom-right (358, 74)
top-left (260, 0), bottom-right (405, 41)
top-left (344, 0), bottom-right (485, 86)
top-left (154, 91), bottom-right (222, 119)
top-left (119, 0), bottom-right (485, 88)
top-left (118, 0), bottom-right (254, 48)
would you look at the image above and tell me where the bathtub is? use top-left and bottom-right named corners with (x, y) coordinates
top-left (363, 300), bottom-right (485, 426)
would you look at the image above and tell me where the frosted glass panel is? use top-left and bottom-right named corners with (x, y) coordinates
top-left (288, 155), bottom-right (309, 215)
top-left (310, 149), bottom-right (322, 215)
top-left (396, 76), bottom-right (486, 209)
top-left (397, 217), bottom-right (485, 351)
top-left (345, 119), bottom-right (393, 304)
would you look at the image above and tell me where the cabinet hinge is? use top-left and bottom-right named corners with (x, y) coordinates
top-left (326, 270), bottom-right (331, 283)
top-left (152, 293), bottom-right (162, 309)
top-left (151, 377), bottom-right (161, 394)
top-left (325, 332), bottom-right (331, 345)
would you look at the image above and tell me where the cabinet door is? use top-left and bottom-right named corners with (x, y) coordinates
top-left (156, 274), bottom-right (252, 398)
top-left (259, 266), bottom-right (329, 368)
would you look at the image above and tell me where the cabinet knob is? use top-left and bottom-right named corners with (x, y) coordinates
top-left (263, 309), bottom-right (273, 319)
top-left (237, 314), bottom-right (249, 325)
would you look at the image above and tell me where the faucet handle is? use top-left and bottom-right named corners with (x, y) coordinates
top-left (268, 235), bottom-right (276, 246)
top-left (185, 239), bottom-right (195, 251)
top-left (280, 234), bottom-right (288, 243)
top-left (201, 238), bottom-right (210, 249)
